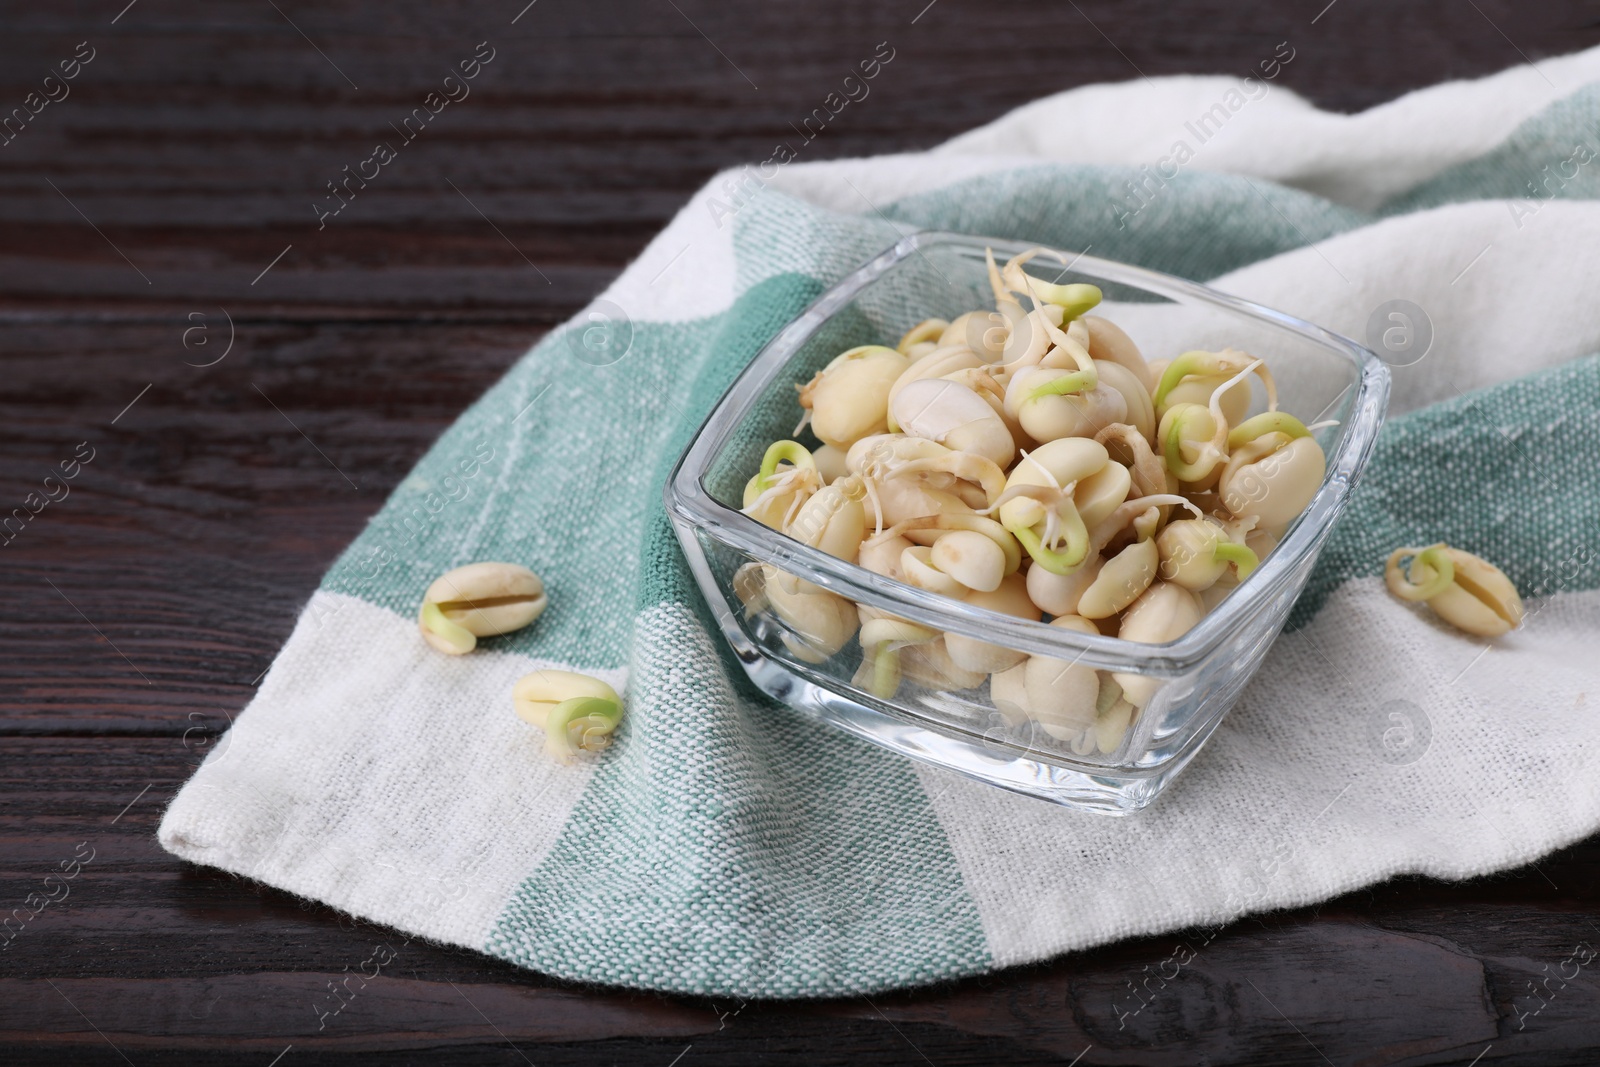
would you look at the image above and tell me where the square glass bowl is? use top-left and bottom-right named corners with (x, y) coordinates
top-left (665, 232), bottom-right (1389, 814)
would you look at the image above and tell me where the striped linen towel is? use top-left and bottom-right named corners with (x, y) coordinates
top-left (161, 47), bottom-right (1600, 996)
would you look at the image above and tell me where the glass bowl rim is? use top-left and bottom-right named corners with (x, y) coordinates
top-left (665, 230), bottom-right (1390, 676)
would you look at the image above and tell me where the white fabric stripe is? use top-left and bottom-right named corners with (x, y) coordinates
top-left (158, 592), bottom-right (615, 949)
top-left (1115, 199), bottom-right (1600, 417)
top-left (603, 47), bottom-right (1600, 325)
top-left (922, 580), bottom-right (1600, 967)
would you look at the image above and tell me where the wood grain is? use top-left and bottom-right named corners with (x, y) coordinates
top-left (2, 0), bottom-right (1598, 1063)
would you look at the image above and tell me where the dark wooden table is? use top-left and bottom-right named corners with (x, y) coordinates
top-left (4, 1), bottom-right (1598, 1063)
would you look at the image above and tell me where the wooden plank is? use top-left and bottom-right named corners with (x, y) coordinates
top-left (0, 1), bottom-right (1593, 316)
top-left (0, 321), bottom-right (532, 732)
top-left (0, 739), bottom-right (1596, 1061)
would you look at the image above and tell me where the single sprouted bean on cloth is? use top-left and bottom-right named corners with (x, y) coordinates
top-left (735, 245), bottom-right (1348, 754)
top-left (418, 562), bottom-right (547, 655)
top-left (513, 670), bottom-right (624, 762)
top-left (1385, 543), bottom-right (1525, 637)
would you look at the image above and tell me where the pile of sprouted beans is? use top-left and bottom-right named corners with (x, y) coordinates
top-left (733, 247), bottom-right (1523, 758)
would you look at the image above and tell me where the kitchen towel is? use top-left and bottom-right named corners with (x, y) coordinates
top-left (161, 46), bottom-right (1600, 996)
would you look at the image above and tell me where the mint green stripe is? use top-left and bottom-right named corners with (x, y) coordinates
top-left (1383, 83), bottom-right (1600, 216)
top-left (635, 273), bottom-right (826, 612)
top-left (483, 605), bottom-right (991, 997)
top-left (320, 275), bottom-right (821, 671)
top-left (475, 274), bottom-right (989, 996)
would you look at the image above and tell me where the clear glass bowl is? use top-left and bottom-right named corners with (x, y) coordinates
top-left (665, 232), bottom-right (1389, 814)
